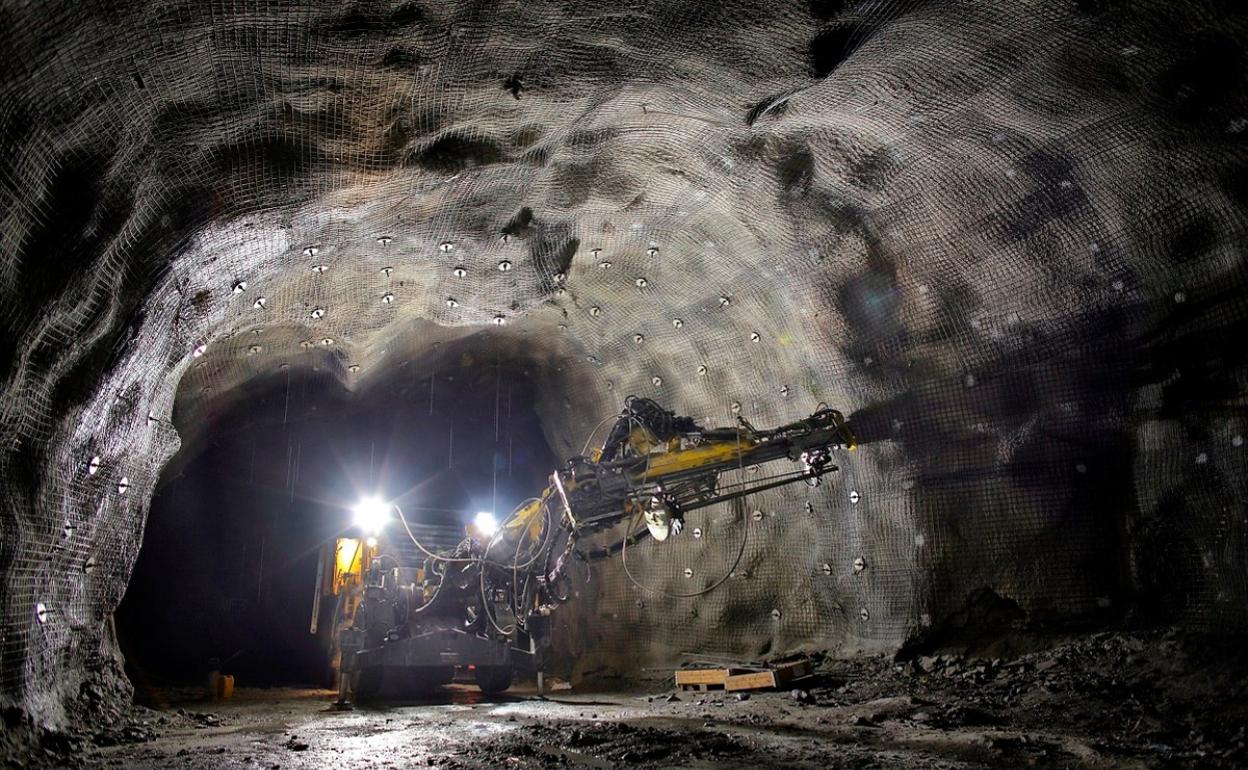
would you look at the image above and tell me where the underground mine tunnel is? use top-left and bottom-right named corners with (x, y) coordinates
top-left (1, 0), bottom-right (1247, 767)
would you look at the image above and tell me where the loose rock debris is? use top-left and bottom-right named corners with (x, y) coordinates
top-left (4, 628), bottom-right (1245, 769)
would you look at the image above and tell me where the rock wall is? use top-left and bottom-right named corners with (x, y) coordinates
top-left (1, 0), bottom-right (1245, 727)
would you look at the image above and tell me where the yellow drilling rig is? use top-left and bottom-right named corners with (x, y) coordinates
top-left (313, 397), bottom-right (855, 702)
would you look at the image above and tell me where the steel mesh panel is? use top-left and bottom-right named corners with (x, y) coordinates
top-left (1, 0), bottom-right (1246, 727)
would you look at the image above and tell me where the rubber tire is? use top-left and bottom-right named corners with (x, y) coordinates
top-left (474, 665), bottom-right (513, 694)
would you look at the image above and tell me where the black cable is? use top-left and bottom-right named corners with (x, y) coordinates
top-left (620, 425), bottom-right (751, 598)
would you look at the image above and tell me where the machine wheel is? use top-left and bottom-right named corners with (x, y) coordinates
top-left (352, 666), bottom-right (384, 701)
top-left (474, 665), bottom-right (513, 694)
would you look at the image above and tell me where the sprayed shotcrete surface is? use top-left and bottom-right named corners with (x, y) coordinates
top-left (0, 0), bottom-right (1246, 734)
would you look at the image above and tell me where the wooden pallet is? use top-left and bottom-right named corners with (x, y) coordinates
top-left (674, 667), bottom-right (735, 691)
top-left (727, 658), bottom-right (814, 691)
top-left (675, 658), bottom-right (814, 692)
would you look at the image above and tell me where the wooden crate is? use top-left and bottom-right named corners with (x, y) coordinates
top-left (675, 667), bottom-right (733, 691)
top-left (676, 658), bottom-right (814, 693)
top-left (726, 659), bottom-right (814, 692)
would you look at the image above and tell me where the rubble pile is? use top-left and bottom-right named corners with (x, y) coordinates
top-left (705, 627), bottom-right (1248, 767)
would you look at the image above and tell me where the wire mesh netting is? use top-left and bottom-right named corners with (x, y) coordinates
top-left (1, 0), bottom-right (1246, 726)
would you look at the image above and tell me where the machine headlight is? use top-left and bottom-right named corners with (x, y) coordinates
top-left (473, 511), bottom-right (498, 538)
top-left (352, 496), bottom-right (390, 535)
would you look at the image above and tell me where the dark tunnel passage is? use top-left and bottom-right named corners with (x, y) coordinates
top-left (116, 343), bottom-right (557, 695)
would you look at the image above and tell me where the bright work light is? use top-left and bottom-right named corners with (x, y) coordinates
top-left (473, 511), bottom-right (498, 538)
top-left (352, 496), bottom-right (390, 535)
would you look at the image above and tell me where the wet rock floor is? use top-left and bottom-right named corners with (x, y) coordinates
top-left (14, 628), bottom-right (1248, 769)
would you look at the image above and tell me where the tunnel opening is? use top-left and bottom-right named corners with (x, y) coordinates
top-left (115, 336), bottom-right (559, 699)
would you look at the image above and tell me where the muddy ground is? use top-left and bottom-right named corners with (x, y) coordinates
top-left (4, 628), bottom-right (1246, 769)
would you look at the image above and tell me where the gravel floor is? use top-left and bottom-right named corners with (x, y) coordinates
top-left (6, 628), bottom-right (1246, 769)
